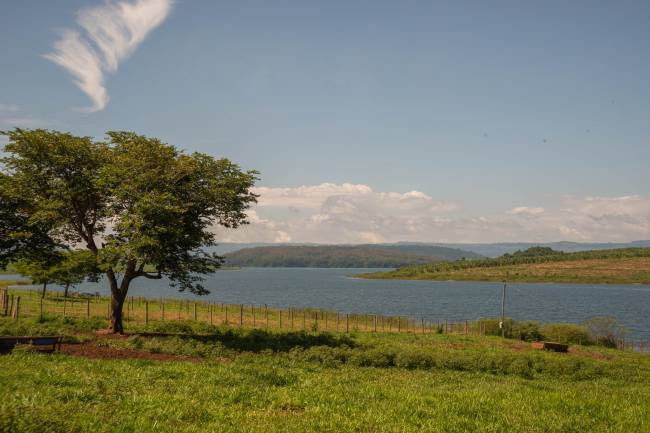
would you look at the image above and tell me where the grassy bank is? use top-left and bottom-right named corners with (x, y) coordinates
top-left (1, 315), bottom-right (650, 432)
top-left (359, 247), bottom-right (650, 284)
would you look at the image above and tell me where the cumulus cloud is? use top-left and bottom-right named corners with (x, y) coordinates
top-left (217, 183), bottom-right (650, 244)
top-left (44, 0), bottom-right (172, 112)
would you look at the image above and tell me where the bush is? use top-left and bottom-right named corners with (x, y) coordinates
top-left (540, 323), bottom-right (592, 345)
top-left (512, 321), bottom-right (543, 342)
top-left (584, 317), bottom-right (628, 348)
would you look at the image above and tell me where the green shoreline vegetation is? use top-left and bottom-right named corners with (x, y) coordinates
top-left (358, 247), bottom-right (650, 284)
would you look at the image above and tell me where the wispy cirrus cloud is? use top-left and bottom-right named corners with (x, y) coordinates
top-left (44, 0), bottom-right (173, 112)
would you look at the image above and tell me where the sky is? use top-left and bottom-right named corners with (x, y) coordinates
top-left (1, 0), bottom-right (649, 243)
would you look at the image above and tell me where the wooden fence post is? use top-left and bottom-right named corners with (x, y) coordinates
top-left (145, 301), bottom-right (149, 325)
top-left (86, 299), bottom-right (90, 318)
top-left (253, 304), bottom-right (256, 327)
top-left (346, 313), bottom-right (349, 333)
top-left (279, 309), bottom-right (282, 329)
top-left (193, 303), bottom-right (197, 321)
top-left (13, 296), bottom-right (20, 319)
top-left (239, 304), bottom-right (243, 327)
top-left (265, 304), bottom-right (269, 330)
top-left (209, 303), bottom-right (213, 325)
top-left (162, 302), bottom-right (165, 321)
top-left (398, 317), bottom-right (401, 333)
top-left (63, 298), bottom-right (67, 317)
top-left (6, 294), bottom-right (12, 318)
top-left (303, 310), bottom-right (306, 330)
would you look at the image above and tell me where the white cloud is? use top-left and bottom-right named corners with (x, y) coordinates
top-left (217, 183), bottom-right (650, 244)
top-left (44, 0), bottom-right (172, 112)
top-left (509, 206), bottom-right (545, 216)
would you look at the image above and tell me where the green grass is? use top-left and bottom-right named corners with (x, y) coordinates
top-left (359, 247), bottom-right (650, 284)
top-left (1, 316), bottom-right (650, 432)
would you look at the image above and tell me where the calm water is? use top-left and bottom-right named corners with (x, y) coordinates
top-left (6, 267), bottom-right (650, 340)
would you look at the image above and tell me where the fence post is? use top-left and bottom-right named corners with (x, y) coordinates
top-left (465, 320), bottom-right (468, 335)
top-left (253, 304), bottom-right (256, 327)
top-left (265, 304), bottom-right (269, 330)
top-left (162, 302), bottom-right (165, 321)
top-left (303, 310), bottom-right (306, 330)
top-left (145, 301), bottom-right (149, 325)
top-left (86, 299), bottom-right (90, 318)
top-left (346, 313), bottom-right (349, 333)
top-left (63, 298), bottom-right (67, 317)
top-left (279, 309), bottom-right (282, 329)
top-left (325, 311), bottom-right (328, 331)
top-left (398, 317), bottom-right (401, 333)
top-left (13, 296), bottom-right (20, 319)
top-left (209, 303), bottom-right (213, 325)
top-left (193, 303), bottom-right (197, 321)
top-left (225, 305), bottom-right (228, 324)
top-left (239, 304), bottom-right (243, 327)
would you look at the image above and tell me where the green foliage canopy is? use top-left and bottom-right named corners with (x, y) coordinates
top-left (1, 128), bottom-right (258, 331)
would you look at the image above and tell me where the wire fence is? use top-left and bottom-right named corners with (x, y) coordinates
top-left (2, 287), bottom-right (649, 353)
top-left (0, 287), bottom-right (486, 336)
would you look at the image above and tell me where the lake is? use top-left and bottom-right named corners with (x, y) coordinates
top-left (5, 267), bottom-right (650, 340)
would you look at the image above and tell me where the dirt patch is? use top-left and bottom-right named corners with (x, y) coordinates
top-left (567, 347), bottom-right (612, 361)
top-left (59, 342), bottom-right (203, 363)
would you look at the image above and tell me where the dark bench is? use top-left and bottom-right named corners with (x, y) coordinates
top-left (0, 336), bottom-right (63, 354)
top-left (531, 341), bottom-right (569, 353)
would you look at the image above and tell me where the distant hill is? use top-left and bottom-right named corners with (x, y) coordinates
top-left (360, 247), bottom-right (650, 284)
top-left (224, 245), bottom-right (482, 268)
top-left (426, 241), bottom-right (650, 258)
top-left (212, 241), bottom-right (650, 258)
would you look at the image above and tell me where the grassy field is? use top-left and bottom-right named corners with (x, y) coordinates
top-left (360, 248), bottom-right (650, 284)
top-left (1, 315), bottom-right (650, 433)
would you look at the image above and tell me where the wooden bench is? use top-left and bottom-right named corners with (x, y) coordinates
top-left (0, 336), bottom-right (63, 354)
top-left (531, 341), bottom-right (569, 353)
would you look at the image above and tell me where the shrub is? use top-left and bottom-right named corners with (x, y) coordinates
top-left (512, 321), bottom-right (543, 341)
top-left (584, 317), bottom-right (628, 348)
top-left (540, 323), bottom-right (592, 345)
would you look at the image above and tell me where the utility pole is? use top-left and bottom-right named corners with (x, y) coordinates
top-left (501, 281), bottom-right (507, 338)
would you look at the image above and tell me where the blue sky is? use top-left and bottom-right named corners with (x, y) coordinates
top-left (1, 0), bottom-right (649, 243)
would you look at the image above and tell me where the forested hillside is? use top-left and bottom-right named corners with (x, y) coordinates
top-left (224, 245), bottom-right (480, 268)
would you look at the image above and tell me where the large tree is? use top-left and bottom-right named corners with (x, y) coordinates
top-left (1, 129), bottom-right (258, 332)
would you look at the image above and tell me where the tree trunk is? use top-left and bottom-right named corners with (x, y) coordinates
top-left (64, 283), bottom-right (70, 298)
top-left (110, 294), bottom-right (126, 333)
top-left (41, 282), bottom-right (47, 299)
top-left (107, 267), bottom-right (133, 334)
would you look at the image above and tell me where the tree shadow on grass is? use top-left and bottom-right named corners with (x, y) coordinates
top-left (135, 328), bottom-right (358, 353)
